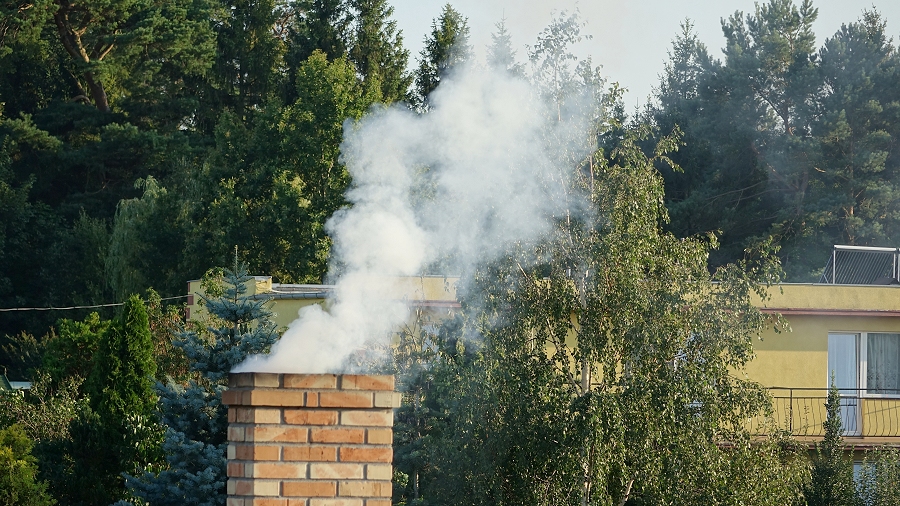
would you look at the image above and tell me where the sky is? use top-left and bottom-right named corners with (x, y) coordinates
top-left (388, 0), bottom-right (900, 109)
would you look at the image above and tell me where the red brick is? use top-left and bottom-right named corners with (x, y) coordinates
top-left (284, 374), bottom-right (338, 389)
top-left (227, 462), bottom-right (244, 477)
top-left (230, 373), bottom-right (254, 388)
top-left (283, 446), bottom-right (337, 462)
top-left (310, 428), bottom-right (365, 444)
top-left (228, 408), bottom-right (237, 423)
top-left (339, 410), bottom-right (392, 427)
top-left (234, 479), bottom-right (253, 496)
top-left (340, 375), bottom-right (394, 391)
top-left (306, 392), bottom-right (319, 407)
top-left (365, 464), bottom-right (392, 481)
top-left (247, 390), bottom-right (307, 407)
top-left (248, 500), bottom-right (286, 506)
top-left (284, 409), bottom-right (338, 426)
top-left (251, 426), bottom-right (308, 443)
top-left (373, 392), bottom-right (402, 408)
top-left (235, 444), bottom-right (280, 461)
top-left (236, 408), bottom-right (281, 424)
top-left (364, 500), bottom-right (392, 506)
top-left (366, 429), bottom-right (392, 445)
top-left (338, 481), bottom-right (391, 497)
top-left (319, 392), bottom-right (373, 408)
top-left (310, 500), bottom-right (363, 506)
top-left (249, 462), bottom-right (306, 479)
top-left (309, 463), bottom-right (364, 480)
top-left (339, 447), bottom-right (392, 463)
top-left (247, 499), bottom-right (286, 506)
top-left (221, 390), bottom-right (243, 406)
top-left (250, 373), bottom-right (281, 388)
top-left (282, 481), bottom-right (337, 497)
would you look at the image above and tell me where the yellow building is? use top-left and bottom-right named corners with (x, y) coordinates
top-left (744, 245), bottom-right (900, 446)
top-left (185, 275), bottom-right (460, 332)
top-left (747, 282), bottom-right (900, 445)
top-left (187, 247), bottom-right (900, 444)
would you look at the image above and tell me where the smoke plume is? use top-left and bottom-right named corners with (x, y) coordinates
top-left (236, 63), bottom-right (597, 373)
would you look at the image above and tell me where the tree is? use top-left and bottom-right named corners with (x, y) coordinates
top-left (348, 0), bottom-right (411, 103)
top-left (0, 372), bottom-right (90, 504)
top-left (123, 262), bottom-right (279, 505)
top-left (45, 295), bottom-right (162, 505)
top-left (86, 295), bottom-right (157, 424)
top-left (181, 50), bottom-right (375, 284)
top-left (281, 0), bottom-right (353, 103)
top-left (0, 425), bottom-right (55, 506)
top-left (486, 18), bottom-right (523, 75)
top-left (780, 10), bottom-right (900, 278)
top-left (43, 312), bottom-right (110, 387)
top-left (858, 446), bottom-right (900, 505)
top-left (212, 0), bottom-right (285, 122)
top-left (804, 381), bottom-right (859, 506)
top-left (41, 0), bottom-right (215, 117)
top-left (413, 4), bottom-right (470, 109)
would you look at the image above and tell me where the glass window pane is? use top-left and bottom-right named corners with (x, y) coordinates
top-left (867, 333), bottom-right (900, 395)
top-left (828, 333), bottom-right (858, 391)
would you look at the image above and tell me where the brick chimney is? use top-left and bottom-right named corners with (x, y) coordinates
top-left (224, 373), bottom-right (400, 506)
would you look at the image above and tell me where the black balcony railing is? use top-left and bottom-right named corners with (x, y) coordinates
top-left (747, 388), bottom-right (900, 438)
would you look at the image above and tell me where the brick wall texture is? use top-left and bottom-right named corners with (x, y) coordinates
top-left (224, 373), bottom-right (401, 506)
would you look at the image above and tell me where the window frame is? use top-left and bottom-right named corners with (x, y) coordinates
top-left (828, 331), bottom-right (900, 399)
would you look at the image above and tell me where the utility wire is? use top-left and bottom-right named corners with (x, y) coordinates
top-left (0, 295), bottom-right (188, 312)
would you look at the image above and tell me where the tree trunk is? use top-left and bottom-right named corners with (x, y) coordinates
top-left (52, 1), bottom-right (111, 112)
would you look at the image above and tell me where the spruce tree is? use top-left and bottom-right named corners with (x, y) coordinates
top-left (413, 4), bottom-right (471, 109)
top-left (122, 262), bottom-right (279, 505)
top-left (486, 19), bottom-right (523, 75)
top-left (349, 0), bottom-right (412, 103)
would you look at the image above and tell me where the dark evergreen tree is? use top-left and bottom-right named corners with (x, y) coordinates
top-left (281, 0), bottom-right (353, 104)
top-left (212, 0), bottom-right (285, 122)
top-left (349, 0), bottom-right (412, 103)
top-left (413, 4), bottom-right (470, 109)
top-left (781, 10), bottom-right (900, 278)
top-left (123, 262), bottom-right (279, 505)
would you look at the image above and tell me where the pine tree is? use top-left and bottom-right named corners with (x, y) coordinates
top-left (413, 4), bottom-right (470, 109)
top-left (123, 261), bottom-right (279, 505)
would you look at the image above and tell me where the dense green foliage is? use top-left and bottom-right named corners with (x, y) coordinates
top-left (122, 262), bottom-right (279, 505)
top-left (0, 296), bottom-right (164, 504)
top-left (2, 1), bottom-right (900, 504)
top-left (0, 424), bottom-right (55, 506)
top-left (413, 4), bottom-right (470, 108)
top-left (804, 383), bottom-right (859, 505)
top-left (0, 0), bottom-right (410, 340)
top-left (650, 3), bottom-right (900, 278)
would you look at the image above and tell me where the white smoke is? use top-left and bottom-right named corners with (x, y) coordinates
top-left (235, 63), bottom-right (598, 373)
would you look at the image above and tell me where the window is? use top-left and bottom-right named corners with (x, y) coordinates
top-left (828, 332), bottom-right (900, 396)
top-left (865, 333), bottom-right (900, 395)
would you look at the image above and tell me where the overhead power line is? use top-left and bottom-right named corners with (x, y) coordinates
top-left (0, 295), bottom-right (188, 312)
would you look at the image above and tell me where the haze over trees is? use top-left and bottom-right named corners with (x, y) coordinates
top-left (649, 1), bottom-right (900, 279)
top-left (1, 0), bottom-right (900, 504)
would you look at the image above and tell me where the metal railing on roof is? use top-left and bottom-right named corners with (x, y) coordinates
top-left (819, 245), bottom-right (900, 285)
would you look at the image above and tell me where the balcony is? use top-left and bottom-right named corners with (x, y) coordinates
top-left (747, 388), bottom-right (900, 444)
